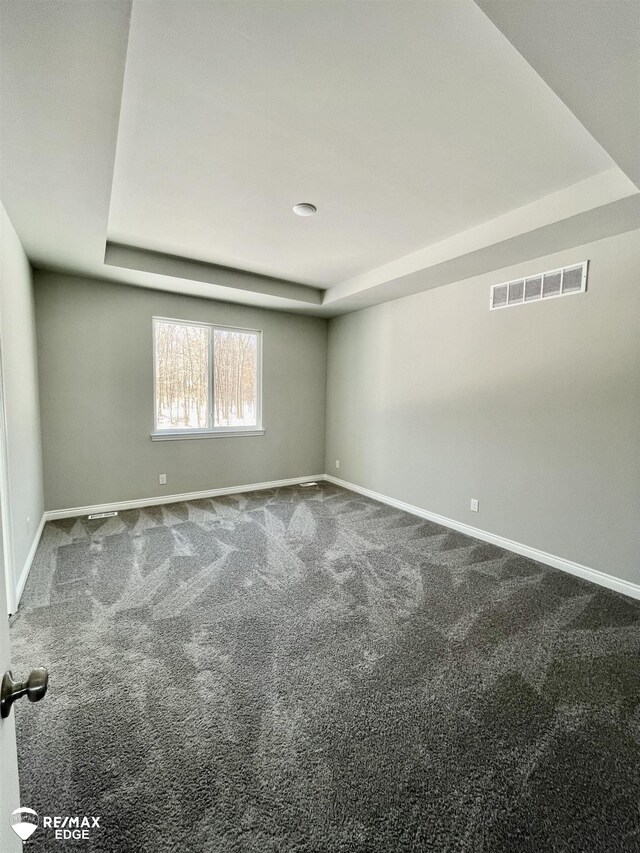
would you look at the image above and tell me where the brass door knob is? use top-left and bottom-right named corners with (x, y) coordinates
top-left (1, 668), bottom-right (49, 718)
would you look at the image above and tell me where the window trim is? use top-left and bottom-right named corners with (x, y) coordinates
top-left (151, 316), bottom-right (263, 439)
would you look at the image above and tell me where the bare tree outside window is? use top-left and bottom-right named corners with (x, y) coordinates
top-left (213, 329), bottom-right (258, 427)
top-left (154, 319), bottom-right (260, 432)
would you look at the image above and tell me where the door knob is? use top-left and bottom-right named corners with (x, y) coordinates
top-left (1, 668), bottom-right (49, 718)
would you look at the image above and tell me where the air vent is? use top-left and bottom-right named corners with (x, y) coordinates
top-left (542, 270), bottom-right (561, 298)
top-left (524, 276), bottom-right (542, 302)
top-left (88, 511), bottom-right (118, 519)
top-left (491, 283), bottom-right (508, 309)
top-left (508, 279), bottom-right (524, 305)
top-left (490, 261), bottom-right (588, 311)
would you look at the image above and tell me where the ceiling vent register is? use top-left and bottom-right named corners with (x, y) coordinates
top-left (490, 261), bottom-right (588, 310)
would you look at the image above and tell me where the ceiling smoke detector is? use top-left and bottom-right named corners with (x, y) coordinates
top-left (293, 202), bottom-right (317, 217)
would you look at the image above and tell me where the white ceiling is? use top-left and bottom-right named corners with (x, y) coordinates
top-left (477, 0), bottom-right (640, 189)
top-left (1, 0), bottom-right (638, 315)
top-left (108, 0), bottom-right (612, 287)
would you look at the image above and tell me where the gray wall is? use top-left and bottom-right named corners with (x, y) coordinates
top-left (0, 204), bottom-right (44, 609)
top-left (35, 273), bottom-right (327, 510)
top-left (326, 229), bottom-right (640, 584)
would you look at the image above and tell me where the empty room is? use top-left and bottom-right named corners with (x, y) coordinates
top-left (0, 1), bottom-right (639, 850)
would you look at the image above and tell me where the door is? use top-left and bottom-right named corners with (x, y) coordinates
top-left (0, 336), bottom-right (21, 850)
top-left (0, 496), bottom-right (21, 853)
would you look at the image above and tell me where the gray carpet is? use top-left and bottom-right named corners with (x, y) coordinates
top-left (9, 482), bottom-right (640, 852)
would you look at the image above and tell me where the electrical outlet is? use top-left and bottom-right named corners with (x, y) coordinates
top-left (26, 516), bottom-right (31, 535)
top-left (159, 473), bottom-right (167, 485)
top-left (470, 499), bottom-right (479, 512)
top-left (335, 460), bottom-right (340, 469)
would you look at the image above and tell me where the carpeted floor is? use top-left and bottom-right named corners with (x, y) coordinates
top-left (9, 482), bottom-right (640, 852)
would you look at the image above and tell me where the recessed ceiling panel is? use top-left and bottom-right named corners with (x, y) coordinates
top-left (107, 0), bottom-right (613, 287)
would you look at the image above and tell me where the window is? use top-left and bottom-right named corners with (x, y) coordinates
top-left (152, 318), bottom-right (262, 438)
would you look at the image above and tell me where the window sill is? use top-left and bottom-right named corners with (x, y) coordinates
top-left (151, 429), bottom-right (265, 441)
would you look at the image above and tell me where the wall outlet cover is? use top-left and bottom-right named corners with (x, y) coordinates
top-left (470, 499), bottom-right (479, 512)
top-left (159, 474), bottom-right (167, 485)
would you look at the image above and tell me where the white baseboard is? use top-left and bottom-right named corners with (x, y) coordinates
top-left (34, 473), bottom-right (640, 606)
top-left (324, 475), bottom-right (640, 601)
top-left (13, 513), bottom-right (47, 612)
top-left (43, 475), bottom-right (325, 521)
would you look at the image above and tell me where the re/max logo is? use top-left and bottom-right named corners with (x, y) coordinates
top-left (42, 816), bottom-right (101, 841)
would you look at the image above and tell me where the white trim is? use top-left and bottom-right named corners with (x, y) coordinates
top-left (152, 315), bottom-right (263, 335)
top-left (324, 475), bottom-right (640, 601)
top-left (35, 473), bottom-right (640, 607)
top-left (12, 514), bottom-right (46, 612)
top-left (0, 335), bottom-right (16, 614)
top-left (151, 429), bottom-right (265, 441)
top-left (43, 475), bottom-right (325, 521)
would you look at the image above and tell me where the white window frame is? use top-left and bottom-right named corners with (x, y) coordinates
top-left (151, 316), bottom-right (263, 440)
